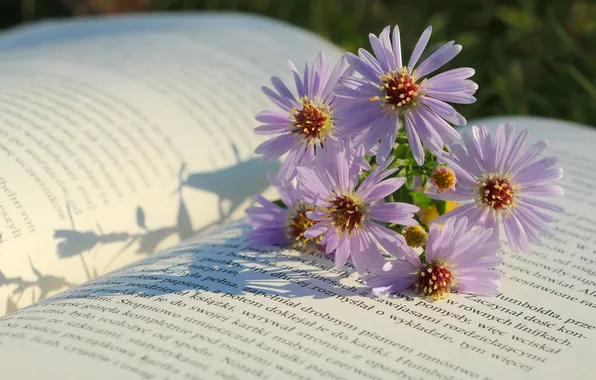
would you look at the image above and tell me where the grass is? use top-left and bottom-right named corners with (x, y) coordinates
top-left (1, 0), bottom-right (595, 126)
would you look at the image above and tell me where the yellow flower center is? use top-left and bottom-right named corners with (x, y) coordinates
top-left (432, 166), bottom-right (457, 193)
top-left (403, 226), bottom-right (428, 248)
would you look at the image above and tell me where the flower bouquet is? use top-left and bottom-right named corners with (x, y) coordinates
top-left (246, 25), bottom-right (564, 301)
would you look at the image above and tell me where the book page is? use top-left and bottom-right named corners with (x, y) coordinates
top-left (0, 13), bottom-right (343, 314)
top-left (0, 117), bottom-right (593, 379)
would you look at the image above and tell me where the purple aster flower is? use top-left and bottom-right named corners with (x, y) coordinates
top-left (365, 217), bottom-right (502, 300)
top-left (254, 51), bottom-right (348, 181)
top-left (426, 123), bottom-right (564, 254)
top-left (296, 143), bottom-right (419, 274)
top-left (334, 25), bottom-right (477, 165)
top-left (245, 181), bottom-right (323, 252)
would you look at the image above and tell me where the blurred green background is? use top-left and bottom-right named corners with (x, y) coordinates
top-left (1, 0), bottom-right (595, 126)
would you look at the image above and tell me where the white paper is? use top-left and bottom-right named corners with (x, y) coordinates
top-left (0, 117), bottom-right (594, 379)
top-left (0, 13), bottom-right (343, 314)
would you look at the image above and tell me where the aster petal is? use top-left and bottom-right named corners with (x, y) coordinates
top-left (503, 128), bottom-right (529, 173)
top-left (365, 260), bottom-right (417, 296)
top-left (409, 109), bottom-right (443, 154)
top-left (369, 26), bottom-right (394, 72)
top-left (288, 60), bottom-right (305, 99)
top-left (246, 229), bottom-right (288, 247)
top-left (423, 78), bottom-right (478, 93)
top-left (295, 167), bottom-right (328, 203)
top-left (517, 167), bottom-right (564, 187)
top-left (358, 48), bottom-right (384, 77)
top-left (262, 86), bottom-right (295, 111)
top-left (334, 237), bottom-right (351, 268)
top-left (390, 25), bottom-right (403, 68)
top-left (276, 147), bottom-right (307, 182)
top-left (325, 232), bottom-right (340, 254)
top-left (361, 178), bottom-right (406, 203)
top-left (504, 215), bottom-right (531, 254)
top-left (492, 123), bottom-right (514, 173)
top-left (254, 133), bottom-right (295, 160)
top-left (334, 84), bottom-right (379, 100)
top-left (303, 223), bottom-right (328, 238)
top-left (306, 211), bottom-right (326, 221)
top-left (334, 100), bottom-right (381, 130)
top-left (511, 209), bottom-right (545, 245)
top-left (514, 156), bottom-right (559, 177)
top-left (517, 197), bottom-right (564, 213)
top-left (510, 139), bottom-right (547, 171)
top-left (435, 157), bottom-right (477, 189)
top-left (416, 42), bottom-right (462, 77)
top-left (521, 184), bottom-right (564, 197)
top-left (354, 231), bottom-right (386, 274)
top-left (346, 52), bottom-right (382, 83)
top-left (367, 223), bottom-right (420, 263)
top-left (376, 116), bottom-right (399, 163)
top-left (455, 276), bottom-right (500, 296)
top-left (416, 106), bottom-right (462, 145)
top-left (429, 67), bottom-right (475, 82)
top-left (270, 76), bottom-right (297, 105)
top-left (254, 124), bottom-right (290, 135)
top-left (408, 26), bottom-right (432, 69)
top-left (426, 186), bottom-right (476, 201)
top-left (255, 111), bottom-right (292, 124)
top-left (419, 96), bottom-right (466, 126)
top-left (429, 203), bottom-right (478, 226)
top-left (404, 112), bottom-right (425, 165)
top-left (379, 25), bottom-right (396, 68)
top-left (424, 89), bottom-right (476, 104)
top-left (321, 55), bottom-right (346, 101)
top-left (309, 51), bottom-right (326, 98)
top-left (368, 203), bottom-right (419, 225)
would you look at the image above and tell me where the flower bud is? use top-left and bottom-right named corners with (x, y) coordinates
top-left (402, 225), bottom-right (428, 248)
top-left (431, 166), bottom-right (457, 193)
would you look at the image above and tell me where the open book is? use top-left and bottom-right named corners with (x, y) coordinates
top-left (0, 12), bottom-right (595, 380)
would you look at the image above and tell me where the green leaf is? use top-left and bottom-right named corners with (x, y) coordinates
top-left (409, 192), bottom-right (432, 208)
top-left (436, 200), bottom-right (447, 215)
top-left (272, 199), bottom-right (287, 208)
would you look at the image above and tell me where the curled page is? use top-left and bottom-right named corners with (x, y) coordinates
top-left (0, 13), bottom-right (343, 314)
top-left (0, 117), bottom-right (594, 379)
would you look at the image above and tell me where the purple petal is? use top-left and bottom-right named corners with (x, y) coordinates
top-left (262, 86), bottom-right (295, 111)
top-left (408, 26), bottom-right (432, 69)
top-left (254, 134), bottom-right (295, 160)
top-left (404, 112), bottom-right (425, 165)
top-left (288, 59), bottom-right (305, 98)
top-left (368, 203), bottom-right (419, 225)
top-left (304, 223), bottom-right (328, 238)
top-left (369, 26), bottom-right (394, 72)
top-left (334, 238), bottom-right (351, 268)
top-left (346, 52), bottom-right (381, 83)
top-left (270, 76), bottom-right (297, 105)
top-left (419, 96), bottom-right (466, 126)
top-left (504, 215), bottom-right (531, 254)
top-left (429, 67), bottom-right (475, 82)
top-left (521, 184), bottom-right (564, 197)
top-left (362, 177), bottom-right (406, 202)
top-left (255, 111), bottom-right (292, 124)
top-left (254, 124), bottom-right (290, 135)
top-left (392, 25), bottom-right (403, 68)
top-left (416, 42), bottom-right (462, 77)
top-left (424, 89), bottom-right (476, 104)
